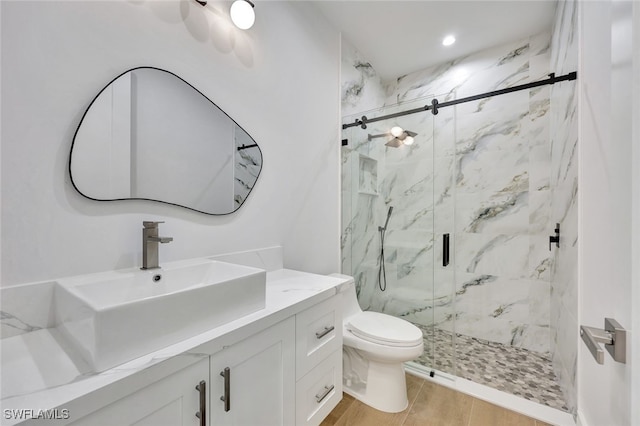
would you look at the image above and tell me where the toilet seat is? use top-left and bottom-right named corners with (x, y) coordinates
top-left (346, 311), bottom-right (423, 347)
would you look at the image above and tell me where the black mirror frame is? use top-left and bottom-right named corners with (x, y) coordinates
top-left (69, 66), bottom-right (263, 215)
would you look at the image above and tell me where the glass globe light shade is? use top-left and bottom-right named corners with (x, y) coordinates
top-left (390, 126), bottom-right (404, 137)
top-left (230, 0), bottom-right (255, 30)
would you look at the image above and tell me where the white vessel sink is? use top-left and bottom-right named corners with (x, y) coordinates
top-left (54, 258), bottom-right (266, 372)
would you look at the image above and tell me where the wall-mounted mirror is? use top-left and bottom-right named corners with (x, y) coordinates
top-left (70, 67), bottom-right (263, 215)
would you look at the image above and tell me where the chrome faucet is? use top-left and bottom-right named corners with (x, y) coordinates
top-left (141, 221), bottom-right (173, 270)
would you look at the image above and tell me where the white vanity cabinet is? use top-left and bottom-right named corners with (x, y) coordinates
top-left (11, 276), bottom-right (345, 426)
top-left (209, 317), bottom-right (296, 426)
top-left (207, 294), bottom-right (343, 426)
top-left (67, 359), bottom-right (208, 426)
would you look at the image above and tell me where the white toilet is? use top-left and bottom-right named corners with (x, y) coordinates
top-left (338, 277), bottom-right (424, 413)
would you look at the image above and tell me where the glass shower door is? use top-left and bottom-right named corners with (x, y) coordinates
top-left (446, 85), bottom-right (560, 401)
top-left (341, 97), bottom-right (455, 375)
top-left (429, 97), bottom-right (457, 376)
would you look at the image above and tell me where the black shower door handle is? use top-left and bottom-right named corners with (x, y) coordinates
top-left (443, 233), bottom-right (450, 267)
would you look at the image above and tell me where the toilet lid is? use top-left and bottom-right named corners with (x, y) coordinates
top-left (347, 311), bottom-right (423, 347)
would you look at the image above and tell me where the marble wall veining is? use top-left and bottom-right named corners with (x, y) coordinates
top-left (342, 32), bottom-right (557, 361)
top-left (0, 282), bottom-right (54, 340)
top-left (342, 98), bottom-right (439, 321)
top-left (340, 38), bottom-right (388, 309)
top-left (548, 0), bottom-right (579, 417)
top-left (341, 40), bottom-right (387, 119)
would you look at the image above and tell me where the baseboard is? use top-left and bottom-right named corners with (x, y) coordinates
top-left (576, 410), bottom-right (588, 426)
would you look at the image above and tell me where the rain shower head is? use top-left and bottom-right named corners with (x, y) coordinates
top-left (385, 129), bottom-right (417, 147)
top-left (369, 128), bottom-right (417, 147)
top-left (385, 138), bottom-right (404, 148)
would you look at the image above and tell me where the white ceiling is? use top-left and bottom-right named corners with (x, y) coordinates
top-left (312, 0), bottom-right (558, 81)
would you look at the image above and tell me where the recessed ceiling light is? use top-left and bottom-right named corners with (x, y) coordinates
top-left (442, 35), bottom-right (456, 46)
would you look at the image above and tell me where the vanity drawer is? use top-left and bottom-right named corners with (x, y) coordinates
top-left (295, 350), bottom-right (342, 426)
top-left (296, 295), bottom-right (341, 379)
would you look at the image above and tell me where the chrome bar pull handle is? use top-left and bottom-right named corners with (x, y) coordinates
top-left (580, 318), bottom-right (626, 364)
top-left (143, 221), bottom-right (165, 227)
top-left (195, 380), bottom-right (206, 426)
top-left (315, 385), bottom-right (335, 403)
top-left (220, 367), bottom-right (231, 412)
top-left (315, 326), bottom-right (335, 339)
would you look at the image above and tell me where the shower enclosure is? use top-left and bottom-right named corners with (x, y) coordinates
top-left (341, 89), bottom-right (569, 411)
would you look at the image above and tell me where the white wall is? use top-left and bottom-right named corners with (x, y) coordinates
top-left (578, 0), bottom-right (634, 425)
top-left (0, 0), bottom-right (341, 286)
top-left (632, 5), bottom-right (640, 425)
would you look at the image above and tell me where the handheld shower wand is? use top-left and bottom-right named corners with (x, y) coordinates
top-left (379, 206), bottom-right (393, 232)
top-left (378, 206), bottom-right (393, 291)
top-left (383, 206), bottom-right (393, 229)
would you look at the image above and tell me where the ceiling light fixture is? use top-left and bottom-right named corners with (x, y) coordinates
top-left (442, 35), bottom-right (456, 46)
top-left (230, 0), bottom-right (256, 30)
top-left (390, 126), bottom-right (404, 137)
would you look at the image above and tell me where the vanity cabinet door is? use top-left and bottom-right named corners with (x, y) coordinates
top-left (295, 350), bottom-right (342, 426)
top-left (209, 317), bottom-right (295, 426)
top-left (67, 359), bottom-right (209, 426)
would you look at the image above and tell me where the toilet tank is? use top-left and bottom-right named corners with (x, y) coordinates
top-left (331, 274), bottom-right (362, 320)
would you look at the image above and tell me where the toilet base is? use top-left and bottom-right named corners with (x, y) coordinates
top-left (344, 360), bottom-right (408, 413)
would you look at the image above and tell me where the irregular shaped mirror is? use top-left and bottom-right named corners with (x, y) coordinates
top-left (70, 67), bottom-right (262, 215)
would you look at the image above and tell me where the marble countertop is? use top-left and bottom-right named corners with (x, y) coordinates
top-left (1, 269), bottom-right (350, 425)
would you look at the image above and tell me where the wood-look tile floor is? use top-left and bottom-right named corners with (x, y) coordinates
top-left (321, 374), bottom-right (554, 426)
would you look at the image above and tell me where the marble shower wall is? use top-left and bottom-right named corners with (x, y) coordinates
top-left (548, 0), bottom-right (579, 416)
top-left (342, 99), bottom-right (439, 321)
top-left (341, 38), bottom-right (388, 307)
top-left (342, 32), bottom-right (556, 356)
top-left (391, 33), bottom-right (554, 354)
top-left (340, 39), bottom-right (387, 119)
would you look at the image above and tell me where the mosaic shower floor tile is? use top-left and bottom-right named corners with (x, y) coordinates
top-left (411, 324), bottom-right (569, 412)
